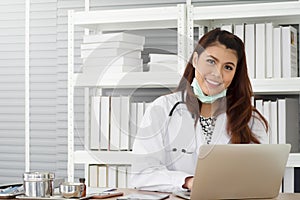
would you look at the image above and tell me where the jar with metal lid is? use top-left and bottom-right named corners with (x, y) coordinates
top-left (23, 172), bottom-right (55, 197)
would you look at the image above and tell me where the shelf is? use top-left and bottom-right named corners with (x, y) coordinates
top-left (74, 72), bottom-right (300, 93)
top-left (72, 6), bottom-right (182, 31)
top-left (193, 1), bottom-right (300, 23)
top-left (74, 150), bottom-right (136, 165)
top-left (74, 71), bottom-right (181, 88)
top-left (74, 150), bottom-right (300, 168)
top-left (251, 78), bottom-right (300, 94)
top-left (287, 153), bottom-right (300, 168)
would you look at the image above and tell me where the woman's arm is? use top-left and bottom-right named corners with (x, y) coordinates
top-left (130, 96), bottom-right (192, 192)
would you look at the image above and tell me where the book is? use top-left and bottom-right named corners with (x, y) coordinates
top-left (255, 23), bottom-right (266, 79)
top-left (245, 23), bottom-right (256, 79)
top-left (129, 103), bottom-right (137, 150)
top-left (110, 96), bottom-right (121, 151)
top-left (262, 100), bottom-right (271, 144)
top-left (89, 165), bottom-right (99, 187)
top-left (120, 96), bottom-right (130, 150)
top-left (105, 65), bottom-right (143, 73)
top-left (107, 165), bottom-right (117, 188)
top-left (265, 23), bottom-right (273, 78)
top-left (270, 101), bottom-right (278, 144)
top-left (273, 26), bottom-right (282, 78)
top-left (83, 57), bottom-right (143, 69)
top-left (149, 53), bottom-right (178, 63)
top-left (136, 102), bottom-right (145, 133)
top-left (234, 24), bottom-right (245, 42)
top-left (255, 99), bottom-right (263, 115)
top-left (98, 165), bottom-right (108, 187)
top-left (148, 62), bottom-right (178, 72)
top-left (199, 25), bottom-right (208, 40)
top-left (100, 96), bottom-right (110, 150)
top-left (117, 166), bottom-right (127, 188)
top-left (278, 98), bottom-right (299, 153)
top-left (81, 41), bottom-right (144, 51)
top-left (81, 48), bottom-right (141, 59)
top-left (83, 32), bottom-right (145, 45)
top-left (90, 96), bottom-right (101, 150)
top-left (281, 26), bottom-right (298, 77)
top-left (284, 168), bottom-right (294, 193)
top-left (221, 24), bottom-right (233, 33)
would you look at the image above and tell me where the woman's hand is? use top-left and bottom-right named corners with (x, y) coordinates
top-left (182, 176), bottom-right (194, 190)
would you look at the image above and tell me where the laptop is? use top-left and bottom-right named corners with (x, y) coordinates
top-left (174, 144), bottom-right (291, 200)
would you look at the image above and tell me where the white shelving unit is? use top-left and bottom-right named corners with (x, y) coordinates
top-left (68, 1), bottom-right (300, 190)
top-left (68, 5), bottom-right (187, 182)
top-left (187, 1), bottom-right (300, 192)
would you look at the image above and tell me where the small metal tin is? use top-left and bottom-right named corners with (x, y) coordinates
top-left (59, 182), bottom-right (84, 198)
top-left (23, 172), bottom-right (55, 197)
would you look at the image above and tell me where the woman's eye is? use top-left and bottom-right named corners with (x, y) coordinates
top-left (206, 59), bottom-right (215, 65)
top-left (224, 65), bottom-right (233, 71)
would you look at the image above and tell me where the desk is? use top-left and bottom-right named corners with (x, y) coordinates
top-left (6, 190), bottom-right (300, 200)
top-left (101, 189), bottom-right (300, 200)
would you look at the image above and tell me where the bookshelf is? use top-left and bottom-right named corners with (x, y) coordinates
top-left (68, 1), bottom-right (300, 191)
top-left (68, 4), bottom-right (187, 184)
top-left (187, 1), bottom-right (300, 192)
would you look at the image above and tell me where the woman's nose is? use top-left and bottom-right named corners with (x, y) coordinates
top-left (211, 64), bottom-right (222, 77)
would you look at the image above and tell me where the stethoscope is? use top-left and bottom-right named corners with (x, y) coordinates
top-left (164, 91), bottom-right (199, 169)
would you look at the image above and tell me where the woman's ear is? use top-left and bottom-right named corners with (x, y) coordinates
top-left (192, 52), bottom-right (199, 67)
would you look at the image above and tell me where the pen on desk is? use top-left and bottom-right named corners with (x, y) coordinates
top-left (103, 188), bottom-right (117, 192)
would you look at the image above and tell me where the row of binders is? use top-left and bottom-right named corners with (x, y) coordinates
top-left (91, 95), bottom-right (299, 152)
top-left (254, 97), bottom-right (299, 152)
top-left (217, 23), bottom-right (298, 79)
top-left (89, 164), bottom-right (131, 188)
top-left (90, 96), bottom-right (150, 151)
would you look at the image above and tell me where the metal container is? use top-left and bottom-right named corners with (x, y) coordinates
top-left (59, 182), bottom-right (84, 198)
top-left (23, 172), bottom-right (55, 197)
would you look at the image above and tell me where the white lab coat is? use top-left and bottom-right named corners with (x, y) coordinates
top-left (130, 91), bottom-right (268, 192)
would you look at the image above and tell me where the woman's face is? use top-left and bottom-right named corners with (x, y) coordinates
top-left (193, 43), bottom-right (238, 96)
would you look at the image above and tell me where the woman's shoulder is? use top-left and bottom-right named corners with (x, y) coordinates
top-left (145, 91), bottom-right (184, 116)
top-left (249, 111), bottom-right (269, 143)
top-left (152, 91), bottom-right (183, 106)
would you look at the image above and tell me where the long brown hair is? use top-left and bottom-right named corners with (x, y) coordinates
top-left (175, 28), bottom-right (268, 144)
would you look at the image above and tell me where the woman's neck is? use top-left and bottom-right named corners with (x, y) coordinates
top-left (200, 103), bottom-right (213, 118)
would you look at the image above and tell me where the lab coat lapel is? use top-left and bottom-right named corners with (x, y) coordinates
top-left (211, 113), bottom-right (231, 144)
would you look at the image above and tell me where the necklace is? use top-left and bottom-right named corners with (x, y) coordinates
top-left (199, 116), bottom-right (216, 144)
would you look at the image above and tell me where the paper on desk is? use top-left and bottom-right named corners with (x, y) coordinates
top-left (87, 187), bottom-right (116, 194)
top-left (116, 193), bottom-right (169, 200)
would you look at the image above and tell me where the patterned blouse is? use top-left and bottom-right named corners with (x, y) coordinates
top-left (199, 116), bottom-right (217, 144)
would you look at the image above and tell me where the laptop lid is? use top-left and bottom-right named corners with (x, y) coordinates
top-left (191, 144), bottom-right (291, 200)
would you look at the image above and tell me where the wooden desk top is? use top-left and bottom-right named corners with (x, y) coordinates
top-left (7, 189), bottom-right (300, 200)
top-left (103, 188), bottom-right (300, 200)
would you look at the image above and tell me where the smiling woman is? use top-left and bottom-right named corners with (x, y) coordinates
top-left (130, 28), bottom-right (269, 193)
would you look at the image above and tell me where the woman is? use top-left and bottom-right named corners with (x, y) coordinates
top-left (130, 28), bottom-right (268, 192)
